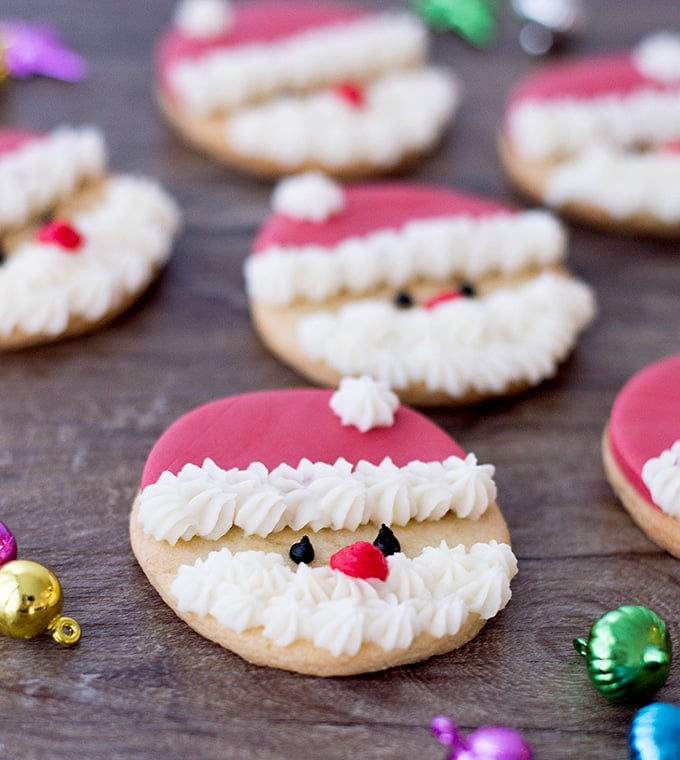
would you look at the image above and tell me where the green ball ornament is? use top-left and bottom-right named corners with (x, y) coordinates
top-left (573, 605), bottom-right (671, 704)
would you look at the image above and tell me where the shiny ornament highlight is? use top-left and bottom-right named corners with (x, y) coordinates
top-left (431, 716), bottom-right (533, 759)
top-left (511, 0), bottom-right (586, 55)
top-left (0, 559), bottom-right (80, 646)
top-left (629, 702), bottom-right (680, 760)
top-left (0, 520), bottom-right (18, 565)
top-left (573, 605), bottom-right (671, 703)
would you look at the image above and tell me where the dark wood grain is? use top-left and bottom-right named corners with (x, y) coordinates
top-left (0, 1), bottom-right (679, 757)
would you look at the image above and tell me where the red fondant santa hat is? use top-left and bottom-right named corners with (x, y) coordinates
top-left (141, 380), bottom-right (464, 489)
top-left (245, 172), bottom-right (566, 306)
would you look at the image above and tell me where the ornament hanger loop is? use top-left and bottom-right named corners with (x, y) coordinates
top-left (48, 615), bottom-right (81, 647)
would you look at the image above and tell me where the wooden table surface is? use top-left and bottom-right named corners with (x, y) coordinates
top-left (0, 1), bottom-right (679, 757)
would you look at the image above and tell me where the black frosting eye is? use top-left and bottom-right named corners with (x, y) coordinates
top-left (373, 524), bottom-right (401, 556)
top-left (289, 535), bottom-right (315, 564)
top-left (459, 282), bottom-right (476, 297)
top-left (393, 291), bottom-right (414, 308)
top-left (0, 243), bottom-right (6, 265)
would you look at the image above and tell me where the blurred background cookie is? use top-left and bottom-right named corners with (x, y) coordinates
top-left (499, 31), bottom-right (680, 235)
top-left (156, 0), bottom-right (459, 178)
top-left (0, 126), bottom-right (180, 349)
top-left (603, 355), bottom-right (680, 558)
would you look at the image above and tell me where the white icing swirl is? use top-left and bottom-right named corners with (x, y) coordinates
top-left (0, 177), bottom-right (180, 337)
top-left (271, 172), bottom-right (345, 223)
top-left (138, 454), bottom-right (497, 543)
top-left (168, 12), bottom-right (427, 115)
top-left (297, 272), bottom-right (596, 398)
top-left (226, 67), bottom-right (458, 171)
top-left (633, 32), bottom-right (680, 84)
top-left (642, 441), bottom-right (680, 516)
top-left (0, 126), bottom-right (106, 234)
top-left (174, 0), bottom-right (234, 39)
top-left (546, 144), bottom-right (680, 222)
top-left (171, 540), bottom-right (517, 654)
top-left (245, 209), bottom-right (565, 306)
top-left (507, 89), bottom-right (680, 162)
top-left (330, 375), bottom-right (399, 432)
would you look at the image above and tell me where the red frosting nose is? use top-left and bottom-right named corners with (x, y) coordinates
top-left (330, 541), bottom-right (389, 581)
top-left (333, 81), bottom-right (366, 108)
top-left (37, 220), bottom-right (84, 251)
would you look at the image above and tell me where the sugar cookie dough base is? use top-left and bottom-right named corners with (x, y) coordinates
top-left (130, 496), bottom-right (511, 676)
top-left (602, 427), bottom-right (680, 559)
top-left (498, 133), bottom-right (680, 238)
top-left (0, 178), bottom-right (165, 351)
top-left (0, 290), bottom-right (154, 351)
top-left (249, 269), bottom-right (563, 407)
top-left (157, 90), bottom-right (434, 180)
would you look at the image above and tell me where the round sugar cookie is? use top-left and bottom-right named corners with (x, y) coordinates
top-left (130, 378), bottom-right (518, 676)
top-left (155, 0), bottom-right (459, 178)
top-left (244, 174), bottom-right (596, 406)
top-left (499, 31), bottom-right (680, 235)
top-left (0, 126), bottom-right (180, 349)
top-left (603, 355), bottom-right (680, 558)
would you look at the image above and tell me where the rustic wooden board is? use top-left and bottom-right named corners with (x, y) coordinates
top-left (0, 1), bottom-right (678, 757)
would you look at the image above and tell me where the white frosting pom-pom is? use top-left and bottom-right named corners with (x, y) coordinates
top-left (174, 0), bottom-right (234, 39)
top-left (330, 376), bottom-right (400, 433)
top-left (271, 172), bottom-right (346, 223)
top-left (633, 32), bottom-right (680, 83)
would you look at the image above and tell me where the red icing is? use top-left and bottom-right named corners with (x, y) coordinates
top-left (423, 290), bottom-right (464, 310)
top-left (157, 1), bottom-right (366, 99)
top-left (253, 184), bottom-right (515, 253)
top-left (141, 389), bottom-right (465, 489)
top-left (330, 541), bottom-right (388, 580)
top-left (37, 220), bottom-right (83, 251)
top-left (507, 52), bottom-right (677, 109)
top-left (0, 130), bottom-right (43, 157)
top-left (332, 82), bottom-right (366, 108)
top-left (608, 355), bottom-right (680, 507)
top-left (662, 140), bottom-right (680, 154)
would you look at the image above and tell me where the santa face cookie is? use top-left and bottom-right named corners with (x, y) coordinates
top-left (244, 173), bottom-right (596, 406)
top-left (603, 355), bottom-right (680, 558)
top-left (0, 126), bottom-right (180, 349)
top-left (156, 0), bottom-right (459, 178)
top-left (500, 32), bottom-right (680, 235)
top-left (130, 377), bottom-right (517, 676)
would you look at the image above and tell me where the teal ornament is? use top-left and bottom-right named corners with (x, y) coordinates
top-left (629, 703), bottom-right (680, 760)
top-left (573, 605), bottom-right (672, 704)
top-left (413, 0), bottom-right (497, 47)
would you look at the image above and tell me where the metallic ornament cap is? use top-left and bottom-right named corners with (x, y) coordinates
top-left (48, 615), bottom-right (81, 646)
top-left (642, 646), bottom-right (670, 670)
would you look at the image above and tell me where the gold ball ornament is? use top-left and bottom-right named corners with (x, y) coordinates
top-left (0, 559), bottom-right (81, 646)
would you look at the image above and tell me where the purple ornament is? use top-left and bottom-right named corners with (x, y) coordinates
top-left (0, 521), bottom-right (17, 566)
top-left (0, 20), bottom-right (87, 82)
top-left (431, 716), bottom-right (533, 760)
